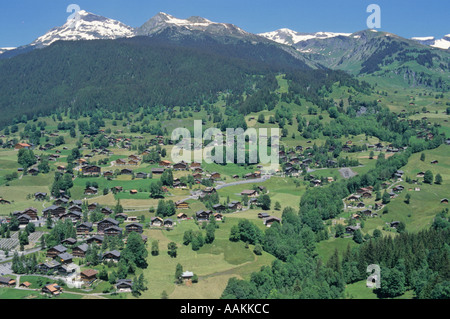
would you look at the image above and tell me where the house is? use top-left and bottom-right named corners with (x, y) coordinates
top-left (80, 269), bottom-right (98, 282)
top-left (115, 158), bottom-right (127, 165)
top-left (196, 210), bottom-right (213, 222)
top-left (86, 235), bottom-right (104, 245)
top-left (151, 168), bottom-right (165, 175)
top-left (103, 250), bottom-right (121, 262)
top-left (416, 172), bottom-right (425, 178)
top-left (84, 187), bottom-right (98, 195)
top-left (361, 209), bottom-right (373, 217)
top-left (202, 187), bottom-right (217, 195)
top-left (120, 168), bottom-right (133, 175)
top-left (347, 194), bottom-right (361, 202)
top-left (190, 162), bottom-right (201, 169)
top-left (34, 192), bottom-right (47, 201)
top-left (173, 161), bottom-right (188, 170)
top-left (53, 198), bottom-right (69, 206)
top-left (42, 283), bottom-right (63, 295)
top-left (159, 160), bottom-right (172, 167)
top-left (28, 167), bottom-right (39, 175)
top-left (46, 245), bottom-right (67, 258)
top-left (14, 143), bottom-right (31, 150)
top-left (57, 252), bottom-right (73, 264)
top-left (390, 221), bottom-right (401, 228)
top-left (151, 217), bottom-right (164, 227)
top-left (129, 189), bottom-right (138, 195)
top-left (116, 279), bottom-right (133, 292)
top-left (0, 198), bottom-right (11, 205)
top-left (214, 213), bottom-right (223, 221)
top-left (431, 160), bottom-right (439, 164)
top-left (135, 172), bottom-right (148, 179)
top-left (264, 216), bottom-right (281, 227)
top-left (441, 198), bottom-right (449, 204)
top-left (164, 219), bottom-right (174, 228)
top-left (17, 214), bottom-right (32, 225)
top-left (346, 226), bottom-right (361, 234)
top-left (43, 205), bottom-right (66, 218)
top-left (258, 212), bottom-right (270, 219)
top-left (97, 218), bottom-right (120, 233)
top-left (125, 223), bottom-right (143, 234)
top-left (228, 201), bottom-right (243, 211)
top-left (175, 201), bottom-right (189, 209)
top-left (20, 282), bottom-right (32, 288)
top-left (103, 170), bottom-right (114, 177)
top-left (61, 238), bottom-right (77, 246)
top-left (212, 204), bottom-right (227, 212)
top-left (76, 222), bottom-right (93, 235)
top-left (0, 277), bottom-right (15, 287)
top-left (241, 190), bottom-right (259, 197)
top-left (210, 172), bottom-right (221, 180)
top-left (60, 211), bottom-right (82, 223)
top-left (101, 207), bottom-right (114, 216)
top-left (68, 205), bottom-right (82, 213)
top-left (88, 203), bottom-right (99, 211)
top-left (38, 260), bottom-right (60, 273)
top-left (72, 243), bottom-right (89, 257)
top-left (104, 226), bottom-right (123, 237)
top-left (177, 212), bottom-right (188, 220)
top-left (82, 165), bottom-right (101, 176)
top-left (356, 202), bottom-right (365, 208)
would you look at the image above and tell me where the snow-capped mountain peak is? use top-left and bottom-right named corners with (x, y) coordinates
top-left (135, 12), bottom-right (250, 38)
top-left (411, 34), bottom-right (450, 50)
top-left (258, 28), bottom-right (351, 46)
top-left (31, 10), bottom-right (134, 47)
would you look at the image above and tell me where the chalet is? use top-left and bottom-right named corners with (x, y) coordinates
top-left (120, 168), bottom-right (133, 175)
top-left (129, 190), bottom-right (138, 195)
top-left (361, 191), bottom-right (373, 199)
top-left (228, 201), bottom-right (243, 211)
top-left (72, 243), bottom-right (89, 257)
top-left (181, 271), bottom-right (194, 282)
top-left (101, 207), bottom-right (114, 215)
top-left (0, 277), bottom-right (15, 287)
top-left (68, 205), bottom-right (82, 213)
top-left (135, 172), bottom-right (148, 179)
top-left (214, 213), bottom-right (223, 221)
top-left (57, 252), bottom-right (73, 264)
top-left (103, 250), bottom-right (121, 262)
top-left (441, 198), bottom-right (449, 204)
top-left (116, 279), bottom-right (133, 292)
top-left (177, 212), bottom-right (188, 220)
top-left (210, 172), bottom-right (221, 180)
top-left (202, 187), bottom-right (217, 195)
top-left (43, 205), bottom-right (66, 218)
top-left (42, 283), bottom-right (63, 296)
top-left (115, 213), bottom-right (128, 220)
top-left (151, 217), bottom-right (164, 227)
top-left (361, 209), bottom-right (373, 217)
top-left (244, 172), bottom-right (258, 179)
top-left (431, 160), bottom-right (439, 164)
top-left (84, 187), bottom-right (98, 195)
top-left (196, 210), bottom-right (213, 222)
top-left (164, 219), bottom-right (174, 228)
top-left (20, 282), bottom-right (31, 288)
top-left (212, 204), bottom-right (227, 212)
top-left (17, 214), bottom-right (32, 225)
top-left (60, 211), bottom-right (82, 223)
top-left (356, 202), bottom-right (365, 208)
top-left (82, 165), bottom-right (101, 176)
top-left (175, 201), bottom-right (189, 209)
top-left (14, 143), bottom-right (31, 150)
top-left (125, 223), bottom-right (143, 234)
top-left (241, 190), bottom-right (259, 197)
top-left (34, 192), bottom-right (47, 201)
top-left (88, 203), bottom-right (98, 211)
top-left (81, 269), bottom-right (98, 282)
top-left (104, 226), bottom-right (123, 237)
top-left (76, 222), bottom-right (93, 234)
top-left (22, 207), bottom-right (38, 220)
top-left (173, 161), bottom-right (188, 170)
top-left (115, 158), bottom-right (127, 165)
top-left (159, 160), bottom-right (172, 167)
top-left (86, 235), bottom-right (104, 245)
top-left (128, 159), bottom-right (139, 166)
top-left (128, 155), bottom-right (141, 161)
top-left (264, 216), bottom-right (281, 227)
top-left (103, 170), bottom-right (114, 177)
top-left (193, 173), bottom-right (203, 179)
top-left (0, 198), bottom-right (11, 205)
top-left (28, 167), bottom-right (39, 175)
top-left (416, 172), bottom-right (425, 178)
top-left (347, 194), bottom-right (361, 202)
top-left (54, 198), bottom-right (69, 206)
top-left (258, 212), bottom-right (270, 219)
top-left (151, 168), bottom-right (165, 175)
top-left (346, 226), bottom-right (361, 234)
top-left (61, 238), bottom-right (77, 246)
top-left (98, 218), bottom-right (120, 233)
top-left (39, 260), bottom-right (60, 273)
top-left (190, 162), bottom-right (201, 169)
top-left (46, 245), bottom-right (67, 258)
top-left (285, 167), bottom-right (299, 176)
top-left (390, 221), bottom-right (401, 228)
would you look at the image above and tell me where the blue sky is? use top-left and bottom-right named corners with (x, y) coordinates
top-left (1, 0), bottom-right (449, 47)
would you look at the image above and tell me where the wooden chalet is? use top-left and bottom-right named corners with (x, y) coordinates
top-left (103, 250), bottom-right (121, 262)
top-left (164, 219), bottom-right (174, 228)
top-left (98, 218), bottom-right (120, 233)
top-left (115, 279), bottom-right (133, 292)
top-left (125, 223), bottom-right (143, 234)
top-left (43, 205), bottom-right (66, 218)
top-left (159, 160), bottom-right (172, 167)
top-left (173, 161), bottom-right (188, 170)
top-left (22, 207), bottom-right (38, 220)
top-left (228, 201), bottom-right (243, 211)
top-left (46, 245), bottom-right (67, 258)
top-left (240, 189), bottom-right (259, 197)
top-left (86, 235), bottom-right (104, 245)
top-left (34, 192), bottom-right (47, 201)
top-left (196, 210), bottom-right (212, 222)
top-left (175, 201), bottom-right (189, 209)
top-left (151, 217), bottom-right (163, 227)
top-left (82, 165), bottom-right (101, 176)
top-left (177, 212), bottom-right (188, 220)
top-left (76, 222), bottom-right (93, 235)
top-left (151, 168), bottom-right (165, 175)
top-left (264, 216), bottom-right (281, 227)
top-left (81, 269), bottom-right (98, 282)
top-left (84, 187), bottom-right (98, 195)
top-left (42, 283), bottom-right (63, 295)
top-left (72, 243), bottom-right (89, 258)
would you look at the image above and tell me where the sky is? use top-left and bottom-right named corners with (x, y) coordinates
top-left (0, 0), bottom-right (449, 47)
